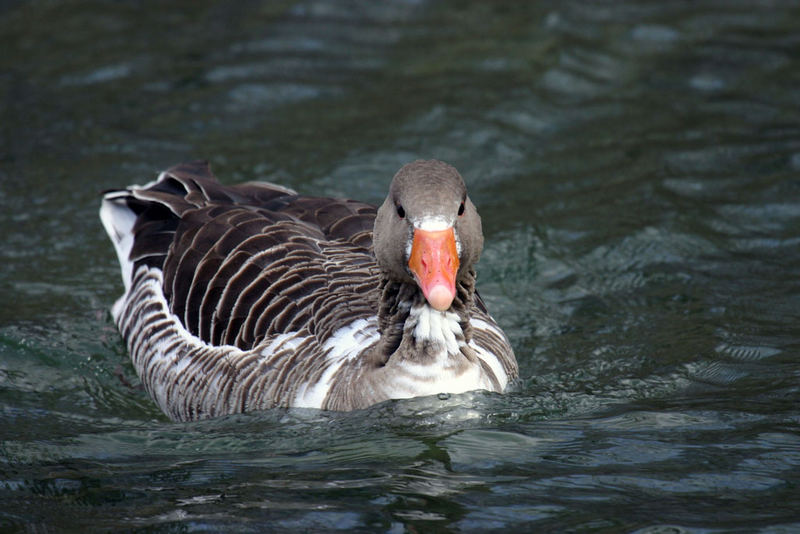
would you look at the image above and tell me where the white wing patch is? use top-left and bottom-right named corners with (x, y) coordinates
top-left (293, 317), bottom-right (379, 408)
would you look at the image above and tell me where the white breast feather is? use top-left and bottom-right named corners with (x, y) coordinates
top-left (411, 305), bottom-right (463, 354)
top-left (389, 304), bottom-right (493, 398)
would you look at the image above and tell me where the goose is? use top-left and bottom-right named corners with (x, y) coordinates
top-left (100, 159), bottom-right (517, 421)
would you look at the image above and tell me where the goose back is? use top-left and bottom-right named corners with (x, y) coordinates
top-left (109, 161), bottom-right (379, 351)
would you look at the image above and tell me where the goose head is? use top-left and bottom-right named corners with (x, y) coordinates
top-left (373, 160), bottom-right (484, 311)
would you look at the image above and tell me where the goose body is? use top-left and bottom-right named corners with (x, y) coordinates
top-left (100, 160), bottom-right (517, 421)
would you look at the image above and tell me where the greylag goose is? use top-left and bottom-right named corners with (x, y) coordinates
top-left (100, 160), bottom-right (517, 421)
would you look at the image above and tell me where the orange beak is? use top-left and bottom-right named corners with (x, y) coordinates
top-left (407, 227), bottom-right (460, 311)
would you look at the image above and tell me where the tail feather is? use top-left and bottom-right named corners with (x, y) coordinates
top-left (99, 191), bottom-right (137, 293)
top-left (99, 161), bottom-right (298, 293)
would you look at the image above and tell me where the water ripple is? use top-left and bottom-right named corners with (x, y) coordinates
top-left (2, 0), bottom-right (800, 531)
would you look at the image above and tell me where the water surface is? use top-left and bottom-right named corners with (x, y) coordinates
top-left (1, 1), bottom-right (799, 532)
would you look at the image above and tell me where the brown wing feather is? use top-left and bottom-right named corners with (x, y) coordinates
top-left (116, 161), bottom-right (381, 351)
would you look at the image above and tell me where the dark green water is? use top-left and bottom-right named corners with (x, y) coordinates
top-left (2, 1), bottom-right (800, 532)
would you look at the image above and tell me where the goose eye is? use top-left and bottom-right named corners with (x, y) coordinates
top-left (396, 205), bottom-right (405, 218)
top-left (457, 202), bottom-right (465, 217)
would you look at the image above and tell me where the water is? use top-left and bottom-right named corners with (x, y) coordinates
top-left (2, 1), bottom-right (799, 531)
